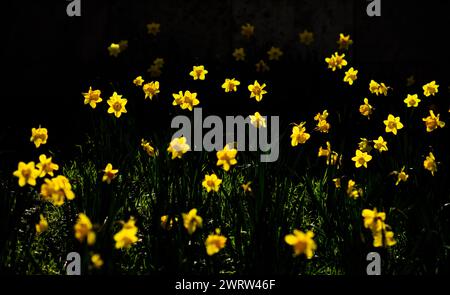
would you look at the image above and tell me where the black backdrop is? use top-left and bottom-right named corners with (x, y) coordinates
top-left (1, 0), bottom-right (450, 165)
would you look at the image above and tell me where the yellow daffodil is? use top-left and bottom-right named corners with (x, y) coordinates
top-left (358, 138), bottom-right (373, 153)
top-left (404, 94), bottom-right (421, 108)
top-left (182, 209), bottom-right (203, 235)
top-left (290, 122), bottom-right (310, 146)
top-left (351, 149), bottom-right (372, 168)
top-left (205, 228), bottom-right (227, 256)
top-left (359, 98), bottom-right (373, 119)
top-left (337, 33), bottom-right (353, 50)
top-left (347, 179), bottom-right (362, 199)
top-left (343, 67), bottom-right (358, 85)
top-left (248, 81), bottom-right (267, 101)
top-left (299, 30), bottom-right (314, 45)
top-left (107, 43), bottom-right (121, 57)
top-left (315, 119), bottom-right (331, 133)
top-left (314, 110), bottom-right (329, 121)
top-left (189, 65), bottom-right (208, 80)
top-left (82, 87), bottom-right (103, 108)
top-left (384, 114), bottom-right (404, 135)
top-left (35, 214), bottom-right (48, 235)
top-left (30, 127), bottom-right (48, 148)
top-left (422, 110), bottom-right (445, 132)
top-left (423, 152), bottom-right (437, 176)
top-left (255, 60), bottom-right (270, 73)
top-left (267, 46), bottom-right (283, 61)
top-left (216, 144), bottom-right (238, 171)
top-left (102, 163), bottom-right (118, 184)
top-left (133, 76), bottom-right (144, 86)
top-left (40, 175), bottom-right (75, 206)
top-left (325, 52), bottom-right (347, 71)
top-left (180, 91), bottom-right (199, 111)
top-left (332, 178), bottom-right (341, 188)
top-left (141, 139), bottom-right (157, 157)
top-left (222, 78), bottom-right (240, 93)
top-left (114, 217), bottom-right (139, 249)
top-left (233, 48), bottom-right (246, 61)
top-left (373, 136), bottom-right (388, 152)
top-left (241, 181), bottom-right (252, 193)
top-left (284, 229), bottom-right (317, 259)
top-left (369, 80), bottom-right (389, 96)
top-left (107, 92), bottom-right (127, 118)
top-left (36, 154), bottom-right (59, 178)
top-left (423, 81), bottom-right (439, 97)
top-left (202, 173), bottom-right (222, 193)
top-left (241, 23), bottom-right (255, 39)
top-left (74, 213), bottom-right (96, 245)
top-left (13, 161), bottom-right (40, 187)
top-left (249, 112), bottom-right (267, 128)
top-left (167, 136), bottom-right (190, 159)
top-left (362, 208), bottom-right (386, 233)
top-left (147, 22), bottom-right (160, 36)
top-left (318, 142), bottom-right (331, 158)
top-left (393, 166), bottom-right (409, 185)
top-left (91, 254), bottom-right (103, 269)
top-left (143, 81), bottom-right (160, 100)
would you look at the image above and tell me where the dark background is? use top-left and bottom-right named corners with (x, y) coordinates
top-left (1, 0), bottom-right (450, 164)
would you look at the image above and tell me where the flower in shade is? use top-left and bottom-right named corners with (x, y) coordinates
top-left (383, 114), bottom-right (404, 135)
top-left (35, 214), bottom-right (48, 235)
top-left (202, 173), bottom-right (222, 193)
top-left (241, 181), bottom-right (252, 193)
top-left (347, 179), bottom-right (362, 199)
top-left (332, 178), bottom-right (341, 189)
top-left (133, 76), bottom-right (144, 86)
top-left (114, 217), bottom-right (139, 249)
top-left (146, 22), bottom-right (160, 36)
top-left (91, 254), bottom-right (103, 269)
top-left (182, 209), bottom-right (203, 235)
top-left (406, 75), bottom-right (415, 87)
top-left (359, 98), bottom-right (373, 119)
top-left (102, 163), bottom-right (118, 184)
top-left (241, 23), bottom-right (254, 39)
top-left (373, 136), bottom-right (388, 152)
top-left (248, 81), bottom-right (267, 102)
top-left (255, 60), bottom-right (270, 73)
top-left (205, 228), bottom-right (227, 256)
top-left (107, 92), bottom-right (127, 118)
top-left (107, 43), bottom-right (121, 57)
top-left (299, 30), bottom-right (314, 45)
top-left (423, 152), bottom-right (437, 176)
top-left (222, 78), bottom-right (240, 93)
top-left (422, 110), bottom-right (445, 132)
top-left (267, 46), bottom-right (283, 61)
top-left (343, 67), bottom-right (358, 85)
top-left (351, 149), bottom-right (372, 168)
top-left (141, 139), bottom-right (157, 157)
top-left (74, 213), bottom-right (96, 245)
top-left (403, 94), bottom-right (420, 108)
top-left (37, 154), bottom-right (59, 178)
top-left (40, 175), bottom-right (75, 206)
top-left (153, 58), bottom-right (164, 68)
top-left (189, 65), bottom-right (208, 80)
top-left (82, 87), bottom-right (103, 108)
top-left (325, 52), bottom-right (347, 71)
top-left (147, 64), bottom-right (162, 77)
top-left (30, 127), bottom-right (48, 148)
top-left (337, 33), bottom-right (353, 50)
top-left (290, 122), bottom-right (310, 146)
top-left (284, 229), bottom-right (317, 259)
top-left (233, 48), bottom-right (246, 61)
top-left (167, 136), bottom-right (190, 159)
top-left (13, 161), bottom-right (40, 187)
top-left (358, 138), bottom-right (373, 153)
top-left (249, 112), bottom-right (267, 128)
top-left (161, 215), bottom-right (178, 230)
top-left (216, 144), bottom-right (238, 171)
top-left (422, 81), bottom-right (439, 97)
top-left (143, 81), bottom-right (160, 100)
